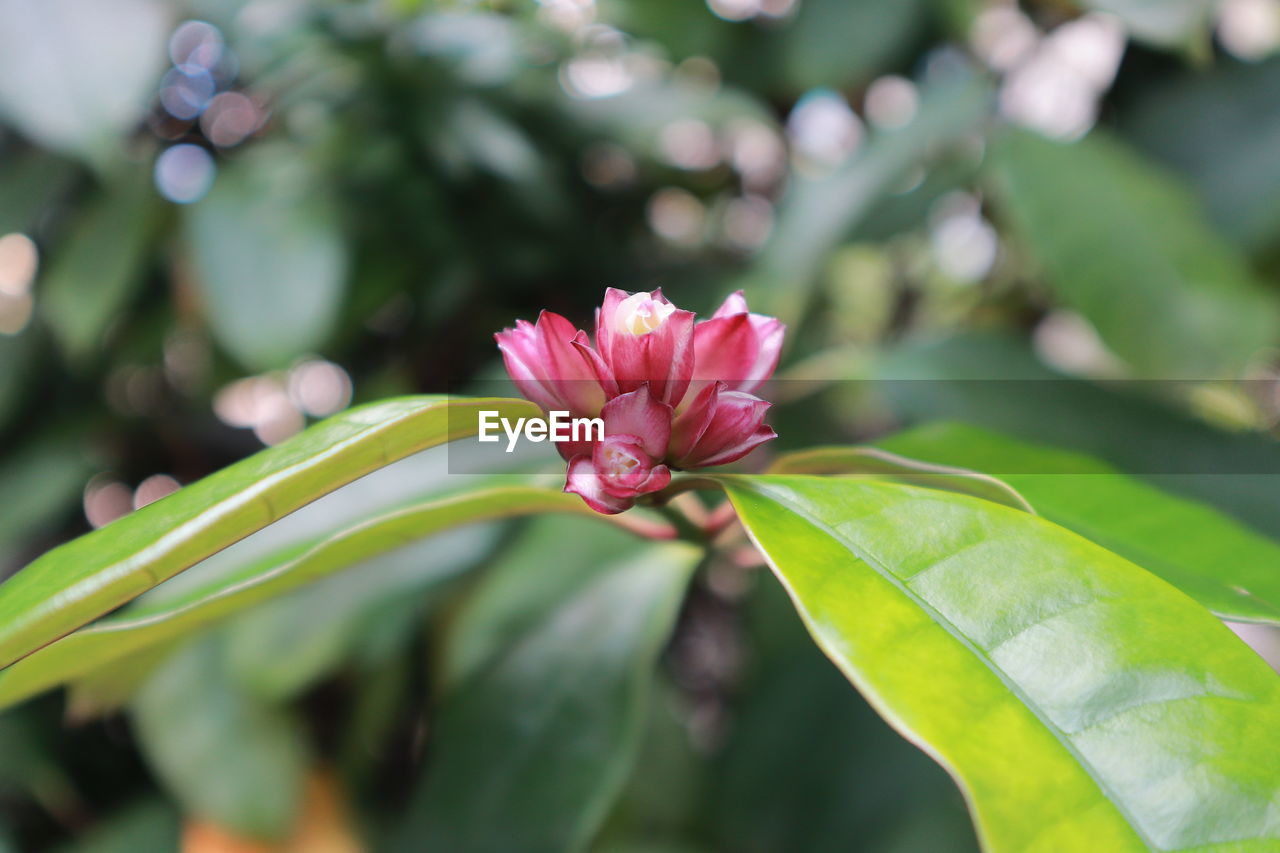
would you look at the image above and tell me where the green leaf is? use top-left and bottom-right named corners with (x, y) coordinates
top-left (0, 395), bottom-right (538, 671)
top-left (41, 166), bottom-right (162, 359)
top-left (987, 129), bottom-right (1278, 377)
top-left (219, 487), bottom-right (590, 702)
top-left (132, 636), bottom-right (309, 840)
top-left (441, 512), bottom-right (654, 686)
top-left (768, 445), bottom-right (1033, 512)
top-left (51, 800), bottom-right (179, 853)
top-left (186, 143), bottom-right (348, 370)
top-left (1119, 57), bottom-right (1280, 251)
top-left (396, 530), bottom-right (700, 853)
top-left (876, 422), bottom-right (1280, 626)
top-left (0, 331), bottom-right (36, 430)
top-left (875, 332), bottom-right (1280, 537)
top-left (777, 0), bottom-right (924, 92)
top-left (724, 475), bottom-right (1280, 851)
top-left (0, 484), bottom-right (588, 712)
top-left (1077, 0), bottom-right (1213, 51)
top-left (0, 434), bottom-right (94, 575)
top-left (0, 0), bottom-right (169, 165)
top-left (0, 148), bottom-right (78, 235)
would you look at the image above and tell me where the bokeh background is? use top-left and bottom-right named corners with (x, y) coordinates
top-left (3, 0), bottom-right (1280, 849)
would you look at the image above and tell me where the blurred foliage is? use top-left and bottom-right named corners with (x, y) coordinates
top-left (2, 0), bottom-right (1280, 848)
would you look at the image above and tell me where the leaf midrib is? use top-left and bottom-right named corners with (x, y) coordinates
top-left (731, 478), bottom-right (1158, 851)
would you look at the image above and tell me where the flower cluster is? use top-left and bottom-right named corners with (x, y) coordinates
top-left (496, 288), bottom-right (784, 513)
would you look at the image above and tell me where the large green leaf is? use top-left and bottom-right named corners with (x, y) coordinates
top-left (768, 445), bottom-right (1033, 512)
top-left (0, 395), bottom-right (537, 671)
top-left (0, 485), bottom-right (591, 711)
top-left (396, 523), bottom-right (699, 853)
top-left (873, 422), bottom-right (1280, 625)
top-left (0, 0), bottom-right (169, 164)
top-left (1119, 57), bottom-right (1280, 251)
top-left (987, 129), bottom-right (1278, 377)
top-left (186, 143), bottom-right (349, 371)
top-left (41, 166), bottom-right (162, 359)
top-left (724, 475), bottom-right (1280, 851)
top-left (441, 512), bottom-right (658, 687)
top-left (132, 636), bottom-right (309, 840)
top-left (876, 332), bottom-right (1280, 538)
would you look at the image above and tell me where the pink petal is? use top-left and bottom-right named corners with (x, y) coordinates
top-left (712, 289), bottom-right (750, 319)
top-left (495, 322), bottom-right (559, 412)
top-left (686, 425), bottom-right (776, 468)
top-left (610, 309), bottom-right (694, 405)
top-left (636, 463), bottom-right (671, 494)
top-left (595, 287), bottom-right (631, 367)
top-left (592, 435), bottom-right (654, 496)
top-left (565, 455), bottom-right (633, 514)
top-left (675, 390), bottom-right (774, 468)
top-left (669, 381), bottom-right (720, 461)
top-left (741, 314), bottom-right (785, 393)
top-left (601, 385), bottom-right (672, 459)
top-left (571, 331), bottom-right (619, 399)
top-left (536, 311), bottom-right (606, 416)
top-left (595, 288), bottom-right (695, 408)
top-left (690, 291), bottom-right (785, 396)
top-left (691, 313), bottom-right (757, 394)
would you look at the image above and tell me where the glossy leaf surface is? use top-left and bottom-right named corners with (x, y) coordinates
top-left (0, 485), bottom-right (589, 711)
top-left (988, 129), bottom-right (1277, 377)
top-left (877, 422), bottom-right (1280, 625)
top-left (767, 445), bottom-right (1033, 512)
top-left (0, 395), bottom-right (538, 670)
top-left (724, 475), bottom-right (1280, 851)
top-left (397, 520), bottom-right (699, 853)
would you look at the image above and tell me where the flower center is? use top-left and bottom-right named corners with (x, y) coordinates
top-left (601, 444), bottom-right (642, 476)
top-left (616, 292), bottom-right (675, 336)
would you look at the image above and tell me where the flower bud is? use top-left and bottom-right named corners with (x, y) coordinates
top-left (670, 381), bottom-right (775, 469)
top-left (596, 288), bottom-right (695, 408)
top-left (688, 290), bottom-right (785, 401)
top-left (497, 288), bottom-right (784, 515)
top-left (495, 311), bottom-right (611, 418)
top-left (564, 386), bottom-right (673, 514)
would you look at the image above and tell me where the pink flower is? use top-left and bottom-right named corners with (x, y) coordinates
top-left (495, 311), bottom-right (614, 419)
top-left (595, 288), bottom-right (695, 408)
top-left (670, 381), bottom-right (776, 468)
top-left (565, 386), bottom-right (673, 514)
top-left (688, 291), bottom-right (785, 400)
top-left (496, 288), bottom-right (785, 514)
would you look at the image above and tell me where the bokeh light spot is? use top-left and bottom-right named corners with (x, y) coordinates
top-left (647, 187), bottom-right (706, 246)
top-left (288, 359), bottom-right (353, 417)
top-left (155, 144), bottom-right (216, 204)
top-left (200, 91), bottom-right (264, 148)
top-left (133, 474), bottom-right (181, 510)
top-left (659, 119), bottom-right (719, 170)
top-left (169, 20), bottom-right (224, 69)
top-left (84, 477), bottom-right (133, 529)
top-left (0, 233), bottom-right (38, 297)
top-left (864, 76), bottom-right (919, 130)
top-left (787, 89), bottom-right (863, 170)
